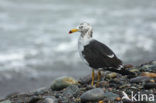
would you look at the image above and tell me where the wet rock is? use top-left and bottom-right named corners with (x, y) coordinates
top-left (109, 79), bottom-right (122, 88)
top-left (144, 83), bottom-right (156, 89)
top-left (129, 68), bottom-right (139, 72)
top-left (1, 61), bottom-right (156, 103)
top-left (29, 96), bottom-right (42, 103)
top-left (119, 84), bottom-right (131, 89)
top-left (34, 87), bottom-right (48, 95)
top-left (115, 97), bottom-right (121, 101)
top-left (106, 72), bottom-right (117, 78)
top-left (124, 64), bottom-right (134, 68)
top-left (57, 85), bottom-right (80, 103)
top-left (130, 76), bottom-right (151, 83)
top-left (79, 74), bottom-right (92, 84)
top-left (51, 76), bottom-right (78, 90)
top-left (0, 100), bottom-right (11, 103)
top-left (44, 98), bottom-right (57, 103)
top-left (139, 61), bottom-right (156, 72)
top-left (150, 61), bottom-right (156, 69)
top-left (98, 100), bottom-right (104, 103)
top-left (38, 96), bottom-right (58, 103)
top-left (63, 85), bottom-right (80, 97)
top-left (141, 72), bottom-right (156, 78)
top-left (85, 85), bottom-right (94, 90)
top-left (57, 96), bottom-right (69, 103)
top-left (122, 99), bottom-right (133, 103)
top-left (103, 92), bottom-right (119, 100)
top-left (141, 64), bottom-right (151, 70)
top-left (80, 88), bottom-right (105, 102)
top-left (79, 73), bottom-right (99, 84)
top-left (98, 81), bottom-right (109, 87)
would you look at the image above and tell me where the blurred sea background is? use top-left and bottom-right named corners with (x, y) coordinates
top-left (0, 0), bottom-right (156, 98)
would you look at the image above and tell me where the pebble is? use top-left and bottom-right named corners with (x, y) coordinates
top-left (34, 87), bottom-right (48, 95)
top-left (144, 83), bottom-right (156, 89)
top-left (129, 68), bottom-right (139, 72)
top-left (141, 65), bottom-right (151, 70)
top-left (37, 96), bottom-right (58, 103)
top-left (80, 88), bottom-right (105, 102)
top-left (103, 92), bottom-right (119, 100)
top-left (115, 97), bottom-right (121, 101)
top-left (41, 97), bottom-right (58, 103)
top-left (79, 74), bottom-right (92, 84)
top-left (109, 79), bottom-right (122, 88)
top-left (44, 98), bottom-right (56, 103)
top-left (29, 96), bottom-right (42, 103)
top-left (98, 100), bottom-right (104, 103)
top-left (106, 72), bottom-right (117, 78)
top-left (150, 66), bottom-right (156, 72)
top-left (62, 85), bottom-right (80, 97)
top-left (51, 76), bottom-right (78, 90)
top-left (1, 61), bottom-right (156, 103)
top-left (130, 76), bottom-right (151, 83)
top-left (140, 62), bottom-right (156, 72)
top-left (141, 72), bottom-right (156, 78)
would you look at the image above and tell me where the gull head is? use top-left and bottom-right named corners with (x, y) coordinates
top-left (69, 22), bottom-right (93, 37)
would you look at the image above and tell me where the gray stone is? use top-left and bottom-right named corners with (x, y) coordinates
top-left (106, 72), bottom-right (117, 78)
top-left (144, 83), bottom-right (156, 89)
top-left (80, 88), bottom-right (105, 102)
top-left (103, 92), bottom-right (119, 100)
top-left (63, 85), bottom-right (80, 97)
top-left (51, 76), bottom-right (78, 91)
top-left (129, 68), bottom-right (139, 72)
top-left (29, 96), bottom-right (42, 103)
top-left (139, 63), bottom-right (156, 72)
top-left (38, 96), bottom-right (58, 103)
top-left (130, 76), bottom-right (151, 83)
top-left (44, 97), bottom-right (58, 103)
top-left (34, 87), bottom-right (47, 95)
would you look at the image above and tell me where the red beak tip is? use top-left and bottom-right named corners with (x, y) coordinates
top-left (69, 31), bottom-right (72, 34)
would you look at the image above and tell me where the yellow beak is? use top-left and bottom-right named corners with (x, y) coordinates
top-left (69, 29), bottom-right (79, 34)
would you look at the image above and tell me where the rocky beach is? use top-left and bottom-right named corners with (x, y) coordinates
top-left (0, 61), bottom-right (156, 103)
top-left (1, 0), bottom-right (156, 103)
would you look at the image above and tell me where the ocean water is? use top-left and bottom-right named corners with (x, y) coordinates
top-left (0, 0), bottom-right (156, 79)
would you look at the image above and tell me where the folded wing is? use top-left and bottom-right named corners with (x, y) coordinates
top-left (82, 39), bottom-right (122, 69)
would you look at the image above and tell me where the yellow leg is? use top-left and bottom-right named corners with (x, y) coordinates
top-left (97, 70), bottom-right (101, 82)
top-left (96, 70), bottom-right (101, 86)
top-left (91, 69), bottom-right (95, 86)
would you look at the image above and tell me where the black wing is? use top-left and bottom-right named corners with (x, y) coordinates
top-left (82, 39), bottom-right (122, 69)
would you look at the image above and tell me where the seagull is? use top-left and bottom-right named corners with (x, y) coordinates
top-left (69, 22), bottom-right (134, 86)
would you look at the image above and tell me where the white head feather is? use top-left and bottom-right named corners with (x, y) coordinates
top-left (78, 22), bottom-right (93, 38)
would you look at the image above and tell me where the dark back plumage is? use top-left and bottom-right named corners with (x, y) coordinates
top-left (82, 39), bottom-right (122, 69)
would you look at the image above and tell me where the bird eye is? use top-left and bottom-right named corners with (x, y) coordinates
top-left (79, 26), bottom-right (83, 29)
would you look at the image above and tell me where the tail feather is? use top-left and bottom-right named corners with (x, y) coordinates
top-left (104, 65), bottom-right (135, 76)
top-left (116, 69), bottom-right (135, 76)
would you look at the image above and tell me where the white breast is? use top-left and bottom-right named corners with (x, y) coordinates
top-left (78, 36), bottom-right (92, 65)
